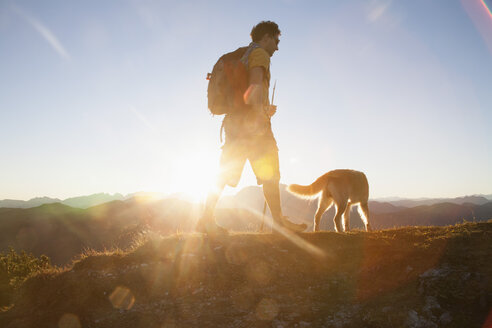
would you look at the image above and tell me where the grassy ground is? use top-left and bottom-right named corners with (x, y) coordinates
top-left (1, 222), bottom-right (491, 328)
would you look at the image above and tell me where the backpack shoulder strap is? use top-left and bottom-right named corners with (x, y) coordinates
top-left (240, 42), bottom-right (261, 67)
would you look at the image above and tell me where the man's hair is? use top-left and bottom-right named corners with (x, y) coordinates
top-left (250, 21), bottom-right (281, 42)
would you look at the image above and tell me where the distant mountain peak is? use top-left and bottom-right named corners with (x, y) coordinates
top-left (1, 188), bottom-right (491, 209)
top-left (28, 196), bottom-right (61, 202)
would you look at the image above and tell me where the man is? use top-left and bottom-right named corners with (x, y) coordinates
top-left (198, 21), bottom-right (307, 234)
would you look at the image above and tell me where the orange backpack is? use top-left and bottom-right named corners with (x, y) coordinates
top-left (206, 44), bottom-right (259, 115)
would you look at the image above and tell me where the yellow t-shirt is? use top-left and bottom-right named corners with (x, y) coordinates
top-left (248, 47), bottom-right (271, 105)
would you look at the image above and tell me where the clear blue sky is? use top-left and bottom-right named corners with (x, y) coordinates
top-left (1, 0), bottom-right (491, 200)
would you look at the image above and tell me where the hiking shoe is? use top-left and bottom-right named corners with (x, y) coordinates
top-left (275, 216), bottom-right (307, 233)
top-left (196, 219), bottom-right (229, 235)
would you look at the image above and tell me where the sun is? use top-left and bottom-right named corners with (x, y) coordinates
top-left (168, 150), bottom-right (220, 203)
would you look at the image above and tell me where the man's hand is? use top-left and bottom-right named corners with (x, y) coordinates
top-left (265, 105), bottom-right (277, 118)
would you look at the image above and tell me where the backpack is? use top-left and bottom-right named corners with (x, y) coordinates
top-left (206, 44), bottom-right (259, 115)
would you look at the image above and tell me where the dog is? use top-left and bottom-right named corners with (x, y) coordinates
top-left (287, 169), bottom-right (372, 232)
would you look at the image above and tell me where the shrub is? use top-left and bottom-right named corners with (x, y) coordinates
top-left (0, 247), bottom-right (52, 307)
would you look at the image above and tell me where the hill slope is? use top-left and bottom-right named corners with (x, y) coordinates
top-left (1, 198), bottom-right (492, 267)
top-left (1, 222), bottom-right (491, 328)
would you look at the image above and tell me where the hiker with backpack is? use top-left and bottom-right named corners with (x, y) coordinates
top-left (197, 21), bottom-right (307, 234)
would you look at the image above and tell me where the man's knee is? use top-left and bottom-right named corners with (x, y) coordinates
top-left (253, 159), bottom-right (280, 184)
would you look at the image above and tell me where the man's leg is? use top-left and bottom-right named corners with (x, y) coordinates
top-left (202, 179), bottom-right (226, 221)
top-left (197, 142), bottom-right (246, 233)
top-left (250, 137), bottom-right (307, 233)
top-left (262, 179), bottom-right (282, 220)
top-left (263, 180), bottom-right (307, 232)
top-left (196, 178), bottom-right (229, 234)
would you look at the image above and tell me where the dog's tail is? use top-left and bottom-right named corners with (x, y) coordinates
top-left (287, 173), bottom-right (328, 198)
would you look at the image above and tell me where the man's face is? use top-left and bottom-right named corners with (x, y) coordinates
top-left (265, 33), bottom-right (280, 56)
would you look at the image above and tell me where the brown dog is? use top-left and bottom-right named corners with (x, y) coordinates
top-left (287, 169), bottom-right (372, 232)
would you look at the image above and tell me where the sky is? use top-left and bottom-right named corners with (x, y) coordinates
top-left (1, 0), bottom-right (491, 201)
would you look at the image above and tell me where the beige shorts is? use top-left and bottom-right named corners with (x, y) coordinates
top-left (219, 134), bottom-right (280, 187)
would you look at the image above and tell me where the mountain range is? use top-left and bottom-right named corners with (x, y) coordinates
top-left (0, 192), bottom-right (168, 209)
top-left (0, 193), bottom-right (125, 209)
top-left (1, 188), bottom-right (491, 209)
top-left (1, 185), bottom-right (491, 266)
top-left (218, 185), bottom-right (492, 230)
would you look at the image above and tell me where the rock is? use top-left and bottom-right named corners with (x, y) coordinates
top-left (423, 296), bottom-right (440, 314)
top-left (382, 306), bottom-right (392, 313)
top-left (406, 310), bottom-right (437, 328)
top-left (439, 312), bottom-right (452, 325)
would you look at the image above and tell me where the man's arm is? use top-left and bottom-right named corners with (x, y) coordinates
top-left (244, 67), bottom-right (277, 117)
top-left (245, 66), bottom-right (264, 106)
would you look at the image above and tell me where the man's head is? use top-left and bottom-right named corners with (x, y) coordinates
top-left (250, 21), bottom-right (281, 56)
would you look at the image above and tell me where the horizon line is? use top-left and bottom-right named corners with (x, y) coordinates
top-left (1, 188), bottom-right (492, 203)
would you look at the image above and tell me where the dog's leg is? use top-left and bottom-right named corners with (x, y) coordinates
top-left (342, 202), bottom-right (352, 232)
top-left (358, 202), bottom-right (372, 231)
top-left (333, 201), bottom-right (347, 233)
top-left (314, 192), bottom-right (331, 232)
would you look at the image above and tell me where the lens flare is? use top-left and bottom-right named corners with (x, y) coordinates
top-left (480, 0), bottom-right (492, 19)
top-left (58, 313), bottom-right (81, 328)
top-left (109, 286), bottom-right (135, 310)
top-left (461, 0), bottom-right (492, 54)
